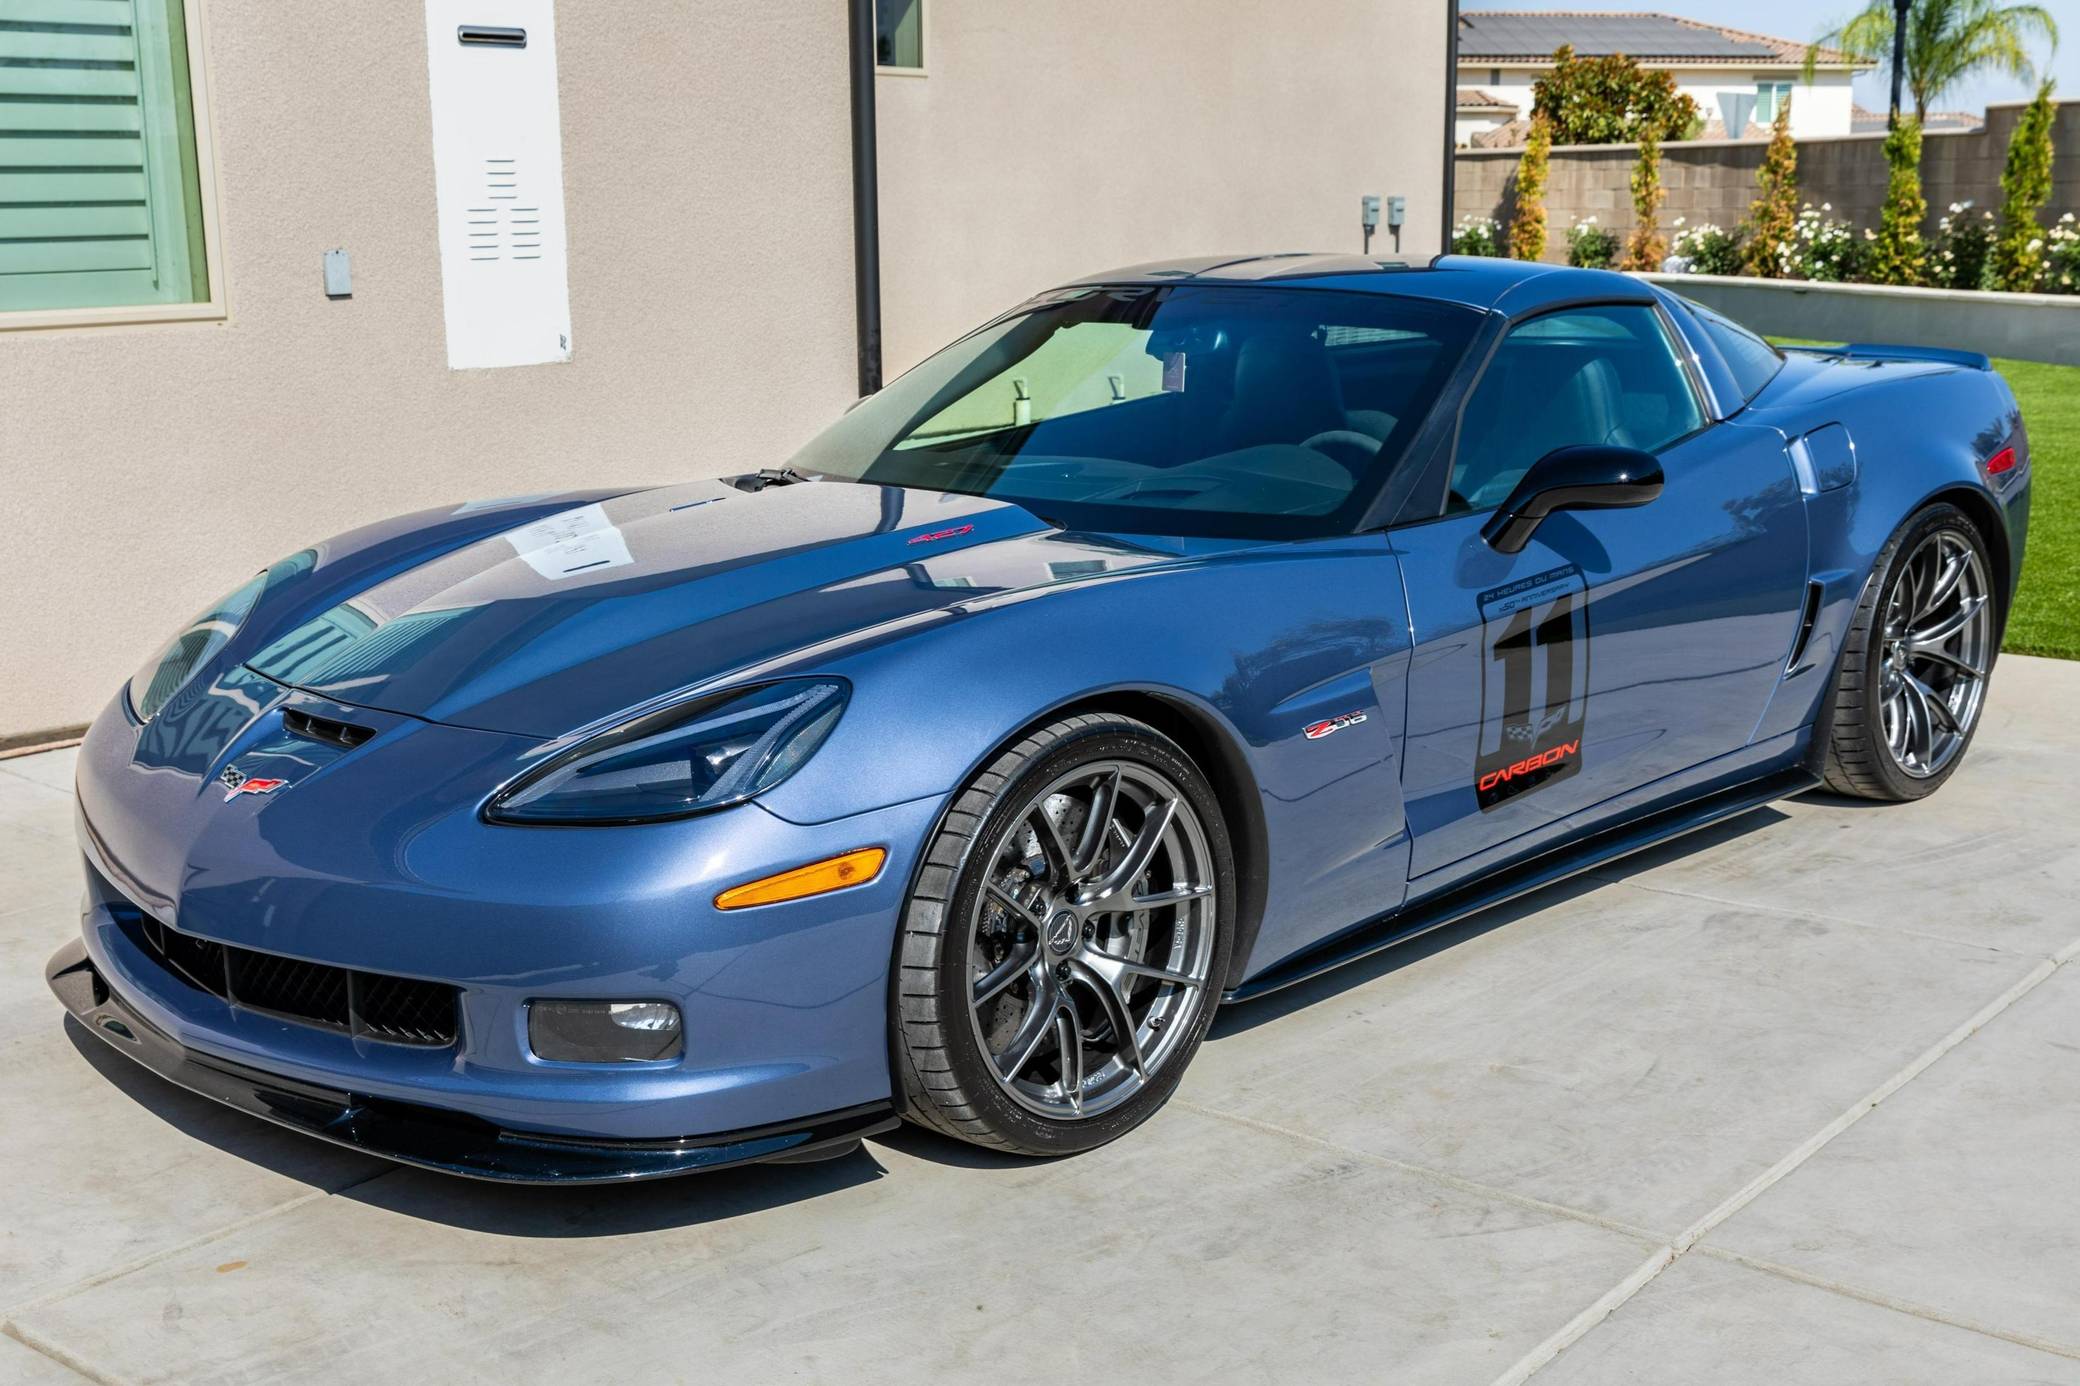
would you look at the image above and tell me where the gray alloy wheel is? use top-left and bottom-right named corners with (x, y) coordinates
top-left (893, 713), bottom-right (1234, 1156)
top-left (1876, 528), bottom-right (1993, 779)
top-left (1818, 503), bottom-right (1996, 801)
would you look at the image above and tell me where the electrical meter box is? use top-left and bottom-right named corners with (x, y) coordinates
top-left (423, 0), bottom-right (572, 369)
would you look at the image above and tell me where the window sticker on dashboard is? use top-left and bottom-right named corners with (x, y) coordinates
top-left (1475, 565), bottom-right (1589, 812)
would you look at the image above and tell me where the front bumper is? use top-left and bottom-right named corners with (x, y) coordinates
top-left (48, 939), bottom-right (898, 1183)
top-left (63, 672), bottom-right (951, 1166)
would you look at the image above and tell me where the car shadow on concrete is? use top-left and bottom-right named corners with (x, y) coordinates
top-left (1208, 804), bottom-right (1793, 1039)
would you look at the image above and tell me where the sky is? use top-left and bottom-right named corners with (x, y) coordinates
top-left (1461, 0), bottom-right (2078, 115)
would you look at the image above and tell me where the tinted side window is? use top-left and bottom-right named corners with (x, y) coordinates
top-left (1448, 305), bottom-right (1706, 512)
top-left (1686, 299), bottom-right (1784, 403)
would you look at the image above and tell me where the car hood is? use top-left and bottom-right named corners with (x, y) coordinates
top-left (246, 479), bottom-right (1183, 738)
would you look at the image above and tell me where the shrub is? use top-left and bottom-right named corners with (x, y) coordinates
top-left (1791, 204), bottom-right (1868, 282)
top-left (1671, 219), bottom-right (1743, 275)
top-left (2045, 212), bottom-right (2080, 294)
top-left (1508, 115), bottom-right (1553, 261)
top-left (1869, 116), bottom-right (1929, 286)
top-left (1623, 126), bottom-right (1668, 270)
top-left (1452, 214), bottom-right (1502, 257)
top-left (1932, 201), bottom-right (1998, 289)
top-left (1566, 217), bottom-right (1620, 269)
top-left (1990, 81), bottom-right (2057, 292)
top-left (1744, 102), bottom-right (1800, 277)
top-left (1532, 45), bottom-right (1699, 146)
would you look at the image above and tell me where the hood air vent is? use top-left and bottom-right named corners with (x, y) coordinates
top-left (283, 709), bottom-right (375, 749)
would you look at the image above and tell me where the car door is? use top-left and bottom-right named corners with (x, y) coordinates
top-left (1394, 301), bottom-right (1807, 884)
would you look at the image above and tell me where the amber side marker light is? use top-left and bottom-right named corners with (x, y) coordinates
top-left (714, 847), bottom-right (888, 910)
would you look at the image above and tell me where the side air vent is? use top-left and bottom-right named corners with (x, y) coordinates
top-left (1786, 581), bottom-right (1824, 673)
top-left (283, 709), bottom-right (375, 749)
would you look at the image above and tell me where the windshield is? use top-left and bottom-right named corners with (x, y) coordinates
top-left (789, 284), bottom-right (1482, 538)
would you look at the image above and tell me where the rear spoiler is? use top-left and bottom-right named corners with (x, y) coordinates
top-left (1781, 342), bottom-right (1992, 371)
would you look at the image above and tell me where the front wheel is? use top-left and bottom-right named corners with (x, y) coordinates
top-left (1817, 503), bottom-right (1997, 801)
top-left (893, 713), bottom-right (1234, 1156)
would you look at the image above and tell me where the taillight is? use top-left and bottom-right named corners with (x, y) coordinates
top-left (1985, 446), bottom-right (2017, 475)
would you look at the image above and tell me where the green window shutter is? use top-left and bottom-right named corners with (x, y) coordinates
top-left (0, 0), bottom-right (207, 313)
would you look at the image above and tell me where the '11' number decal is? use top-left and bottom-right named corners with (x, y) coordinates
top-left (1475, 566), bottom-right (1589, 811)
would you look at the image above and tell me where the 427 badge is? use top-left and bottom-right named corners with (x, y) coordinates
top-left (1474, 564), bottom-right (1589, 811)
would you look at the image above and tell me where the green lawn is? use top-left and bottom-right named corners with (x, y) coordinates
top-left (1997, 357), bottom-right (2079, 660)
top-left (1768, 343), bottom-right (2077, 660)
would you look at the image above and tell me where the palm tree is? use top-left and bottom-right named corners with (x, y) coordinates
top-left (1808, 0), bottom-right (2058, 123)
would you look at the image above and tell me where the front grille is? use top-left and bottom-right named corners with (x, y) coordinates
top-left (122, 914), bottom-right (459, 1048)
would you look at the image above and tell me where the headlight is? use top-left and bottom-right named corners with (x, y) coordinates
top-left (127, 571), bottom-right (270, 724)
top-left (486, 679), bottom-right (848, 825)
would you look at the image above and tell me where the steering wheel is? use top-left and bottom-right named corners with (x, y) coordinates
top-left (1300, 429), bottom-right (1385, 476)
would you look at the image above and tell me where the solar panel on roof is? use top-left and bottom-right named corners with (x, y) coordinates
top-left (1458, 13), bottom-right (1777, 59)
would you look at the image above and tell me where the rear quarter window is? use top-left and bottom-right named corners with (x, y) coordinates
top-left (1683, 298), bottom-right (1783, 403)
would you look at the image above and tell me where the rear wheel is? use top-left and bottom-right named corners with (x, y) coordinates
top-left (893, 713), bottom-right (1234, 1155)
top-left (1817, 504), bottom-right (1996, 801)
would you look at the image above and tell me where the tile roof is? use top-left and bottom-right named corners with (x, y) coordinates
top-left (1456, 88), bottom-right (1521, 110)
top-left (1849, 103), bottom-right (1985, 132)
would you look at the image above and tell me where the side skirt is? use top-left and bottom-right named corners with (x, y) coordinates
top-left (1223, 765), bottom-right (1817, 1003)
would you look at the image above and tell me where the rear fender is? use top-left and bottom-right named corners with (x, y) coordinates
top-left (1748, 363), bottom-right (2023, 744)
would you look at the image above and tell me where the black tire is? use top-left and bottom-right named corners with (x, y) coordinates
top-left (892, 712), bottom-right (1235, 1156)
top-left (1815, 502), bottom-right (1995, 801)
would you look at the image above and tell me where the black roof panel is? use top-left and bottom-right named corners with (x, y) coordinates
top-left (1458, 12), bottom-right (1777, 60)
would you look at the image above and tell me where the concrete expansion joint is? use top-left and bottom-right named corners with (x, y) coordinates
top-left (1692, 1244), bottom-right (2080, 1361)
top-left (1494, 934), bottom-right (2080, 1385)
top-left (3, 1319), bottom-right (129, 1386)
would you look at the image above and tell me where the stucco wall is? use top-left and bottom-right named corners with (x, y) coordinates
top-left (0, 1), bottom-right (861, 738)
top-left (1455, 99), bottom-right (2080, 262)
top-left (876, 0), bottom-right (1449, 374)
top-left (0, 0), bottom-right (1452, 739)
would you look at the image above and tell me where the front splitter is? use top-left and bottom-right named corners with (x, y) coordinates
top-left (46, 938), bottom-right (899, 1184)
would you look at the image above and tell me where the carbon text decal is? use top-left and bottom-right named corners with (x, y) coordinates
top-left (1475, 565), bottom-right (1589, 811)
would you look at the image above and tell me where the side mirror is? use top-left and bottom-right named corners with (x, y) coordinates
top-left (1480, 444), bottom-right (1664, 554)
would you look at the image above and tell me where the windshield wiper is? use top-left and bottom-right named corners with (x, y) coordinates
top-left (727, 466), bottom-right (820, 493)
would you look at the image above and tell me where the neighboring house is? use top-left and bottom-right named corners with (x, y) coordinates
top-left (0, 0), bottom-right (1451, 741)
top-left (1851, 104), bottom-right (1985, 133)
top-left (1456, 10), bottom-right (1874, 144)
top-left (1456, 87), bottom-right (1522, 145)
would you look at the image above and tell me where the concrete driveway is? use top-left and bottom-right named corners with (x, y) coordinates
top-left (3, 656), bottom-right (2076, 1385)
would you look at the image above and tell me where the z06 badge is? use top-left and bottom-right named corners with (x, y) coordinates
top-left (1303, 711), bottom-right (1368, 741)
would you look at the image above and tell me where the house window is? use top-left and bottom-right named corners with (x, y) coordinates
top-left (1753, 82), bottom-right (1794, 125)
top-left (1490, 68), bottom-right (1503, 86)
top-left (876, 0), bottom-right (924, 70)
top-left (0, 0), bottom-right (216, 322)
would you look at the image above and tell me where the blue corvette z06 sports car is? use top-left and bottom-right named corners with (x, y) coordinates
top-left (49, 255), bottom-right (2031, 1182)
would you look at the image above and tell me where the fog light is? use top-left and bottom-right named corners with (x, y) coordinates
top-left (529, 999), bottom-right (684, 1063)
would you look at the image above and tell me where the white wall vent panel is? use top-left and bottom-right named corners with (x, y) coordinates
top-left (424, 0), bottom-right (572, 369)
